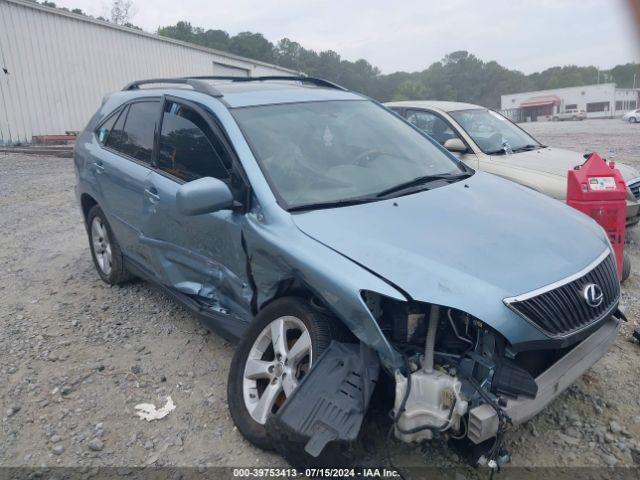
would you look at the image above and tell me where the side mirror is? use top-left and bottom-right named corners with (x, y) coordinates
top-left (443, 138), bottom-right (467, 153)
top-left (176, 177), bottom-right (234, 216)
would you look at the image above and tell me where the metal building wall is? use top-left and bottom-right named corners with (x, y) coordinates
top-left (0, 0), bottom-right (298, 144)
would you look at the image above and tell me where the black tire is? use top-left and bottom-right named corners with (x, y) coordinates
top-left (227, 296), bottom-right (348, 452)
top-left (86, 204), bottom-right (132, 285)
top-left (552, 116), bottom-right (559, 121)
top-left (622, 252), bottom-right (631, 283)
top-left (630, 117), bottom-right (638, 124)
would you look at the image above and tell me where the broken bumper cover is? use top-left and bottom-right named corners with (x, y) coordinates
top-left (266, 341), bottom-right (379, 457)
top-left (469, 316), bottom-right (620, 443)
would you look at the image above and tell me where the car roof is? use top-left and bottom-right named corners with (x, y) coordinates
top-left (385, 100), bottom-right (485, 113)
top-left (119, 79), bottom-right (364, 108)
top-left (214, 81), bottom-right (363, 108)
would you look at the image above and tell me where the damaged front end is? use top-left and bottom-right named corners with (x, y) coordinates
top-left (268, 290), bottom-right (621, 467)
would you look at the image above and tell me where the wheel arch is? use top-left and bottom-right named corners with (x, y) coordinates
top-left (80, 193), bottom-right (98, 223)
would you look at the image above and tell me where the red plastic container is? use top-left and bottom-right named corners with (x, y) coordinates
top-left (566, 153), bottom-right (626, 280)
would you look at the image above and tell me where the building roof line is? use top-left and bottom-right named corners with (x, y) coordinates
top-left (500, 82), bottom-right (619, 99)
top-left (2, 0), bottom-right (302, 75)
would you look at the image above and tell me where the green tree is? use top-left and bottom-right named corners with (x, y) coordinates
top-left (393, 80), bottom-right (426, 100)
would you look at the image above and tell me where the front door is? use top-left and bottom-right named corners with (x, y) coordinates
top-left (405, 109), bottom-right (479, 168)
top-left (141, 98), bottom-right (252, 327)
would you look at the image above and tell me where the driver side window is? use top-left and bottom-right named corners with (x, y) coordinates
top-left (406, 110), bottom-right (458, 146)
top-left (158, 102), bottom-right (231, 183)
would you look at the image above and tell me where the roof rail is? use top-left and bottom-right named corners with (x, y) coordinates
top-left (186, 75), bottom-right (348, 91)
top-left (122, 78), bottom-right (223, 97)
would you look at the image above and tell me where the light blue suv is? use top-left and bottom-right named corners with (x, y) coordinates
top-left (75, 76), bottom-right (623, 467)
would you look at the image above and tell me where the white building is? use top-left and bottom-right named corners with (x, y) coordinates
top-left (0, 0), bottom-right (299, 144)
top-left (501, 83), bottom-right (639, 122)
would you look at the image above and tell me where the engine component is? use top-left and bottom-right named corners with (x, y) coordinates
top-left (393, 305), bottom-right (468, 442)
top-left (467, 404), bottom-right (499, 444)
top-left (393, 368), bottom-right (468, 442)
top-left (491, 358), bottom-right (538, 399)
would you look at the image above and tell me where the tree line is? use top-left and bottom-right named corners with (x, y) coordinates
top-left (29, 2), bottom-right (640, 109)
top-left (156, 22), bottom-right (640, 109)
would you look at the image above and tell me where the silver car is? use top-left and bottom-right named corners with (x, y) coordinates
top-left (622, 109), bottom-right (639, 124)
top-left (386, 101), bottom-right (640, 228)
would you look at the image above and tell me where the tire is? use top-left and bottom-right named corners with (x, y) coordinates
top-left (572, 116), bottom-right (578, 121)
top-left (86, 204), bottom-right (132, 285)
top-left (622, 252), bottom-right (631, 283)
top-left (630, 117), bottom-right (638, 124)
top-left (552, 116), bottom-right (559, 121)
top-left (227, 297), bottom-right (348, 452)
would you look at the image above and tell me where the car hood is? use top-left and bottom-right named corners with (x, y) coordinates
top-left (291, 172), bottom-right (610, 332)
top-left (491, 147), bottom-right (639, 182)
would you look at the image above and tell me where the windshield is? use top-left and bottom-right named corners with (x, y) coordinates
top-left (233, 100), bottom-right (466, 209)
top-left (449, 109), bottom-right (541, 154)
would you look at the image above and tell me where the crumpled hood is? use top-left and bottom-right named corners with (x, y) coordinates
top-left (492, 147), bottom-right (639, 181)
top-left (292, 172), bottom-right (609, 315)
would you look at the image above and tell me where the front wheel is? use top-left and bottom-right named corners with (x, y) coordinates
top-left (227, 297), bottom-right (347, 451)
top-left (630, 117), bottom-right (638, 124)
top-left (622, 253), bottom-right (631, 283)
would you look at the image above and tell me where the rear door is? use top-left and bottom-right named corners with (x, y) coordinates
top-left (93, 99), bottom-right (161, 265)
top-left (141, 97), bottom-right (251, 323)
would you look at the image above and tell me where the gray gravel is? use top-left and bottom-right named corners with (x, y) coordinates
top-left (1, 119), bottom-right (640, 468)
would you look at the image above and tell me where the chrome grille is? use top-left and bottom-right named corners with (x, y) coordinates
top-left (505, 253), bottom-right (619, 337)
top-left (629, 179), bottom-right (640, 201)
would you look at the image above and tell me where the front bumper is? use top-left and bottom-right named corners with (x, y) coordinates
top-left (467, 316), bottom-right (619, 444)
top-left (505, 316), bottom-right (619, 425)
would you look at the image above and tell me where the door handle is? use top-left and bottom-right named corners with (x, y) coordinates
top-left (144, 187), bottom-right (160, 204)
top-left (93, 161), bottom-right (104, 174)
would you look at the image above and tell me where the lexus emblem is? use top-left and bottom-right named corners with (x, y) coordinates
top-left (582, 283), bottom-right (604, 308)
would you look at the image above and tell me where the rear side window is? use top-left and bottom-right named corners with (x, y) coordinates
top-left (158, 102), bottom-right (230, 182)
top-left (96, 110), bottom-right (120, 145)
top-left (105, 101), bottom-right (160, 163)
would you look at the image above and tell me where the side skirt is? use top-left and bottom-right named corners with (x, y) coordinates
top-left (124, 256), bottom-right (251, 342)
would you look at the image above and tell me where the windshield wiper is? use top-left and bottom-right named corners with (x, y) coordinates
top-left (485, 148), bottom-right (507, 155)
top-left (375, 172), bottom-right (471, 198)
top-left (288, 196), bottom-right (380, 212)
top-left (511, 144), bottom-right (543, 153)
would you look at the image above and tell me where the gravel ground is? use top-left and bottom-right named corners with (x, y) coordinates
top-left (1, 119), bottom-right (640, 472)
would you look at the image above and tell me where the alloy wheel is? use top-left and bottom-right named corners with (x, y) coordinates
top-left (242, 316), bottom-right (312, 424)
top-left (91, 216), bottom-right (113, 275)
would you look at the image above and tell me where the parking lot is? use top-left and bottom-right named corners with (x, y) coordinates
top-left (1, 119), bottom-right (640, 471)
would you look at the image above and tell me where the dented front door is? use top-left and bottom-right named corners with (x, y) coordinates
top-left (140, 98), bottom-right (252, 322)
top-left (141, 170), bottom-right (250, 318)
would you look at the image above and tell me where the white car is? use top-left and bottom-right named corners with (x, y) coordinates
top-left (385, 100), bottom-right (640, 229)
top-left (622, 109), bottom-right (639, 124)
top-left (552, 109), bottom-right (587, 121)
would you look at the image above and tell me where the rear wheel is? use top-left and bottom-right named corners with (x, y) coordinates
top-left (87, 205), bottom-right (132, 285)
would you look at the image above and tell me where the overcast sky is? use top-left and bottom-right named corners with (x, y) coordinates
top-left (55, 0), bottom-right (640, 74)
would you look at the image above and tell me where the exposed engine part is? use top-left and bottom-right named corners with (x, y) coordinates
top-left (393, 368), bottom-right (468, 442)
top-left (467, 404), bottom-right (500, 444)
top-left (423, 304), bottom-right (439, 373)
top-left (491, 358), bottom-right (537, 399)
top-left (393, 307), bottom-right (468, 443)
